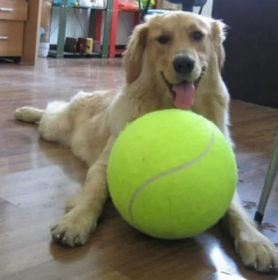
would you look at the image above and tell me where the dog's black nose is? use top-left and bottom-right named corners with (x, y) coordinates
top-left (173, 55), bottom-right (195, 75)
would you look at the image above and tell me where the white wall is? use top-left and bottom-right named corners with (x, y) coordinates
top-left (49, 0), bottom-right (214, 46)
top-left (195, 0), bottom-right (213, 18)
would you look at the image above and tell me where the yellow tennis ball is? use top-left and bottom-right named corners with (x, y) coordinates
top-left (107, 109), bottom-right (237, 239)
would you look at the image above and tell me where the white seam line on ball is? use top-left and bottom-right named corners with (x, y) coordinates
top-left (128, 125), bottom-right (216, 224)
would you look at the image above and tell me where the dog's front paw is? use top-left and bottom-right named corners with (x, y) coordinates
top-left (13, 106), bottom-right (42, 122)
top-left (235, 229), bottom-right (278, 272)
top-left (51, 209), bottom-right (97, 247)
top-left (14, 107), bottom-right (33, 119)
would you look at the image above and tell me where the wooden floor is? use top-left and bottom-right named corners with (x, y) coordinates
top-left (0, 59), bottom-right (277, 280)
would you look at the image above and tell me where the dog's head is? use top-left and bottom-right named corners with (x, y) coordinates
top-left (123, 12), bottom-right (227, 109)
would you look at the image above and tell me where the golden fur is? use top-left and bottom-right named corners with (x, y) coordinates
top-left (13, 12), bottom-right (277, 272)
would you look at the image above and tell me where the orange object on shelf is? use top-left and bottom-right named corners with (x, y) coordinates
top-left (118, 1), bottom-right (139, 11)
top-left (110, 0), bottom-right (141, 58)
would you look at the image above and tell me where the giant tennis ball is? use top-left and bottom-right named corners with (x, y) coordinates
top-left (107, 109), bottom-right (237, 239)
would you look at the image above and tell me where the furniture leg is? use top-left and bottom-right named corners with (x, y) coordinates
top-left (22, 0), bottom-right (42, 65)
top-left (254, 129), bottom-right (278, 223)
top-left (109, 0), bottom-right (119, 58)
top-left (102, 0), bottom-right (113, 58)
top-left (56, 0), bottom-right (68, 58)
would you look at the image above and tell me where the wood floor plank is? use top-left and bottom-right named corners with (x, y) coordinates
top-left (0, 59), bottom-right (277, 280)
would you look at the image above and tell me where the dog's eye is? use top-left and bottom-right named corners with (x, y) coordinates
top-left (191, 31), bottom-right (203, 41)
top-left (157, 35), bottom-right (171, 44)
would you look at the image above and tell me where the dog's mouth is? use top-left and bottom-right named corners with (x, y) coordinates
top-left (161, 70), bottom-right (204, 110)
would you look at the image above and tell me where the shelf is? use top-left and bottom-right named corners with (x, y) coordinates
top-left (48, 50), bottom-right (102, 59)
top-left (118, 9), bottom-right (140, 12)
top-left (52, 3), bottom-right (106, 11)
top-left (115, 49), bottom-right (124, 55)
top-left (50, 0), bottom-right (113, 59)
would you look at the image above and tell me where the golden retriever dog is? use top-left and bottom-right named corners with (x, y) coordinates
top-left (13, 12), bottom-right (277, 272)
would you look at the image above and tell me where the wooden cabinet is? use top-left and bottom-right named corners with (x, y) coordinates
top-left (0, 0), bottom-right (28, 58)
top-left (0, 22), bottom-right (24, 56)
top-left (0, 0), bottom-right (28, 21)
top-left (0, 0), bottom-right (42, 65)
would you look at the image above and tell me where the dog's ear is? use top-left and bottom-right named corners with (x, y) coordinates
top-left (123, 22), bottom-right (149, 84)
top-left (211, 20), bottom-right (227, 70)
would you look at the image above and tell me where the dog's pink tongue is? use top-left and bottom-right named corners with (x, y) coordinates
top-left (173, 83), bottom-right (195, 109)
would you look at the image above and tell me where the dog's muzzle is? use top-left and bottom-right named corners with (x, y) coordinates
top-left (161, 67), bottom-right (205, 110)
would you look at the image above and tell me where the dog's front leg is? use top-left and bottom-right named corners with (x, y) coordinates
top-left (206, 105), bottom-right (278, 271)
top-left (225, 192), bottom-right (278, 272)
top-left (51, 137), bottom-right (114, 247)
top-left (220, 122), bottom-right (278, 271)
